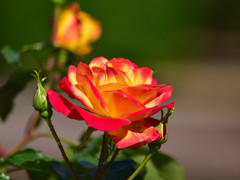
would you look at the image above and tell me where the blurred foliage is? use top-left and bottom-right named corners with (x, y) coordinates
top-left (0, 68), bottom-right (33, 121)
top-left (120, 146), bottom-right (185, 180)
top-left (0, 0), bottom-right (239, 72)
top-left (0, 134), bottom-right (184, 180)
top-left (0, 173), bottom-right (11, 180)
top-left (0, 43), bottom-right (57, 121)
top-left (0, 148), bottom-right (141, 180)
top-left (0, 149), bottom-right (61, 180)
top-left (1, 46), bottom-right (19, 65)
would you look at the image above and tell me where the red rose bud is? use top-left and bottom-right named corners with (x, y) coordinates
top-left (32, 71), bottom-right (52, 119)
top-left (52, 2), bottom-right (102, 55)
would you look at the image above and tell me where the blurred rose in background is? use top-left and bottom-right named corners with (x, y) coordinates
top-left (0, 0), bottom-right (240, 179)
top-left (52, 2), bottom-right (101, 55)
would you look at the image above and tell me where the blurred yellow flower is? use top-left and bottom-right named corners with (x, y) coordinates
top-left (52, 2), bottom-right (102, 55)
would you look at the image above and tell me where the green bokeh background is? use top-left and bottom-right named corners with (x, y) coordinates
top-left (0, 0), bottom-right (239, 65)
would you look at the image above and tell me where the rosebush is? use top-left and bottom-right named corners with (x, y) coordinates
top-left (47, 57), bottom-right (174, 149)
top-left (0, 1), bottom-right (184, 179)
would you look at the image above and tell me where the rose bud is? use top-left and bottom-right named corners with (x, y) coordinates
top-left (32, 71), bottom-right (52, 119)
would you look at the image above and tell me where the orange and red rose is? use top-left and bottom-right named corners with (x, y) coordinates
top-left (47, 57), bottom-right (174, 149)
top-left (52, 3), bottom-right (101, 55)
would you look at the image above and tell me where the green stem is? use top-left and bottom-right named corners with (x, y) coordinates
top-left (94, 133), bottom-right (108, 180)
top-left (78, 127), bottom-right (95, 149)
top-left (98, 148), bottom-right (120, 180)
top-left (36, 133), bottom-right (78, 146)
top-left (46, 118), bottom-right (78, 180)
top-left (128, 152), bottom-right (152, 180)
top-left (57, 49), bottom-right (68, 68)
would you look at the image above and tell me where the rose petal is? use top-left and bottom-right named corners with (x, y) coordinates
top-left (100, 90), bottom-right (145, 118)
top-left (76, 73), bottom-right (109, 113)
top-left (47, 89), bottom-right (131, 131)
top-left (77, 62), bottom-right (94, 83)
top-left (47, 89), bottom-right (83, 120)
top-left (89, 57), bottom-right (108, 69)
top-left (108, 121), bottom-right (162, 149)
top-left (151, 78), bottom-right (158, 86)
top-left (165, 101), bottom-right (175, 109)
top-left (68, 65), bottom-right (78, 85)
top-left (91, 67), bottom-right (106, 86)
top-left (124, 102), bottom-right (174, 121)
top-left (76, 11), bottom-right (100, 47)
top-left (134, 67), bottom-right (154, 85)
top-left (121, 85), bottom-right (160, 105)
top-left (62, 66), bottom-right (109, 114)
top-left (60, 13), bottom-right (79, 44)
top-left (145, 86), bottom-right (173, 108)
top-left (144, 117), bottom-right (161, 127)
top-left (105, 66), bottom-right (129, 85)
top-left (54, 4), bottom-right (80, 47)
top-left (59, 77), bottom-right (93, 110)
top-left (97, 83), bottom-right (128, 91)
top-left (106, 58), bottom-right (138, 73)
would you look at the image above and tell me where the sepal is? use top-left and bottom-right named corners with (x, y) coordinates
top-left (32, 70), bottom-right (52, 120)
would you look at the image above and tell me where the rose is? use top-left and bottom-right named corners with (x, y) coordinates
top-left (47, 57), bottom-right (174, 149)
top-left (52, 2), bottom-right (101, 55)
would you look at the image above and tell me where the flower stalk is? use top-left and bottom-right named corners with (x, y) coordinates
top-left (32, 71), bottom-right (78, 180)
top-left (7, 133), bottom-right (77, 157)
top-left (78, 126), bottom-right (95, 149)
top-left (45, 117), bottom-right (79, 180)
top-left (128, 152), bottom-right (152, 180)
top-left (57, 49), bottom-right (68, 68)
top-left (94, 132), bottom-right (108, 180)
top-left (128, 108), bottom-right (175, 179)
top-left (98, 148), bottom-right (120, 180)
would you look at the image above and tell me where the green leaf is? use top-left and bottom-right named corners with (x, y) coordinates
top-left (120, 147), bottom-right (185, 180)
top-left (0, 149), bottom-right (54, 167)
top-left (104, 160), bottom-right (143, 180)
top-left (0, 68), bottom-right (34, 121)
top-left (0, 149), bottom-right (61, 180)
top-left (27, 171), bottom-right (59, 180)
top-left (0, 173), bottom-right (12, 180)
top-left (51, 161), bottom-right (96, 180)
top-left (149, 152), bottom-right (185, 180)
top-left (56, 160), bottom-right (142, 180)
top-left (44, 161), bottom-right (72, 180)
top-left (19, 42), bottom-right (55, 69)
top-left (71, 135), bottom-right (102, 164)
top-left (1, 46), bottom-right (19, 64)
